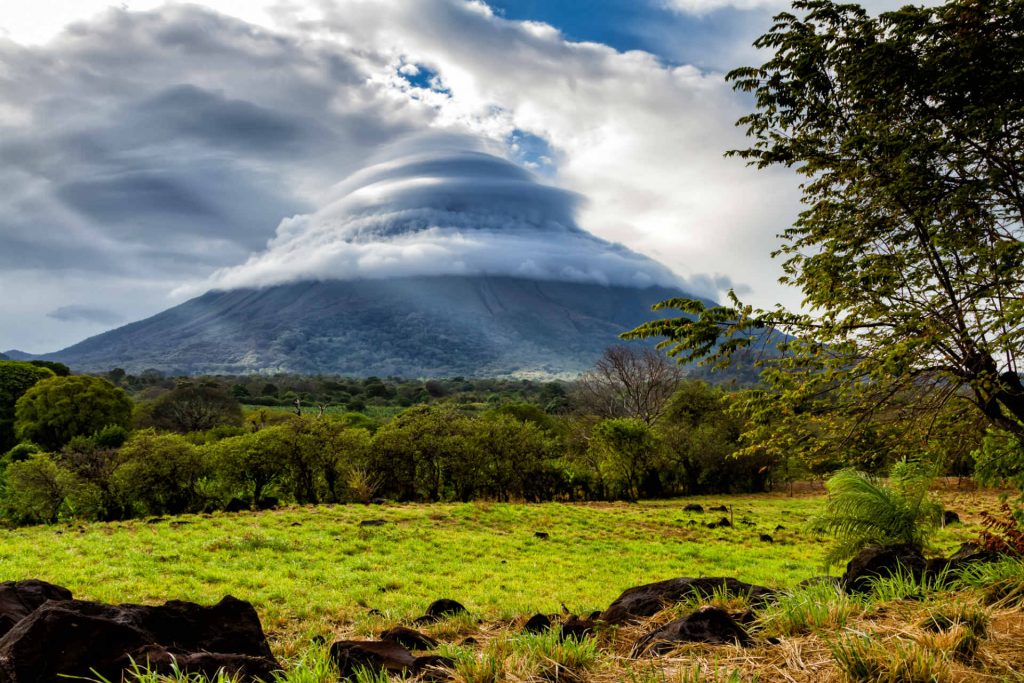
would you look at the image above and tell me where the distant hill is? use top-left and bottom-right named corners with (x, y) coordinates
top-left (18, 276), bottom-right (705, 377)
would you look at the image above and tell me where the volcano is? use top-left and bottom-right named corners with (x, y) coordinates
top-left (12, 139), bottom-right (711, 377)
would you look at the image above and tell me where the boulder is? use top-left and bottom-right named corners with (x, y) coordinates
top-left (0, 595), bottom-right (278, 683)
top-left (600, 577), bottom-right (776, 625)
top-left (559, 615), bottom-right (595, 641)
top-left (0, 580), bottom-right (73, 639)
top-left (534, 531), bottom-right (550, 540)
top-left (709, 505), bottom-right (728, 512)
top-left (359, 519), bottom-right (388, 527)
top-left (759, 534), bottom-right (773, 543)
top-left (942, 510), bottom-right (961, 526)
top-left (715, 517), bottom-right (732, 528)
top-left (631, 607), bottom-right (751, 656)
top-left (948, 542), bottom-right (1001, 565)
top-left (115, 645), bottom-right (281, 682)
top-left (841, 544), bottom-right (926, 594)
top-left (330, 640), bottom-right (416, 679)
top-left (683, 504), bottom-right (704, 513)
top-left (415, 599), bottom-right (468, 624)
top-left (522, 614), bottom-right (552, 634)
top-left (380, 626), bottom-right (438, 650)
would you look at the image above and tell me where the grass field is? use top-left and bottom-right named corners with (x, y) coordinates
top-left (0, 486), bottom-right (995, 655)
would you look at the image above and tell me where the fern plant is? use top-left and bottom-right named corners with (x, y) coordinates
top-left (812, 462), bottom-right (943, 568)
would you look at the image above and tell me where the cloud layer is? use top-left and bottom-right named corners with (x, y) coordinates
top-left (194, 136), bottom-right (686, 294)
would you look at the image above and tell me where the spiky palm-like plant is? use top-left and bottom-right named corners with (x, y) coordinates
top-left (813, 463), bottom-right (943, 568)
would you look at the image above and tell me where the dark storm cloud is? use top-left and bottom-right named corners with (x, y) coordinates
top-left (0, 4), bottom-right (428, 277)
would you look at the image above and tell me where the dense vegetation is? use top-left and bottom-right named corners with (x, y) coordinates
top-left (0, 344), bottom-right (996, 526)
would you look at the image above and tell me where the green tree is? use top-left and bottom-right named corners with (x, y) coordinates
top-left (144, 381), bottom-right (243, 434)
top-left (627, 0), bottom-right (1024, 465)
top-left (111, 430), bottom-right (207, 516)
top-left (0, 361), bottom-right (54, 452)
top-left (28, 360), bottom-right (70, 377)
top-left (2, 454), bottom-right (65, 524)
top-left (369, 405), bottom-right (476, 501)
top-left (14, 375), bottom-right (132, 451)
top-left (590, 418), bottom-right (661, 501)
top-left (205, 427), bottom-right (291, 507)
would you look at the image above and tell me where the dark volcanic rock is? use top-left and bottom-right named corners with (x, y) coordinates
top-left (534, 531), bottom-right (550, 539)
top-left (330, 640), bottom-right (417, 679)
top-left (0, 580), bottom-right (73, 639)
top-left (380, 626), bottom-right (438, 651)
top-left (715, 517), bottom-right (732, 528)
top-left (948, 541), bottom-right (1001, 565)
top-left (560, 616), bottom-right (595, 641)
top-left (709, 505), bottom-right (728, 512)
top-left (758, 534), bottom-right (773, 543)
top-left (359, 519), bottom-right (388, 527)
top-left (631, 607), bottom-right (751, 656)
top-left (842, 544), bottom-right (926, 593)
top-left (415, 599), bottom-right (468, 624)
top-left (0, 595), bottom-right (276, 683)
top-left (522, 613), bottom-right (552, 634)
top-left (683, 504), bottom-right (704, 513)
top-left (943, 510), bottom-right (961, 526)
top-left (600, 577), bottom-right (776, 625)
top-left (116, 645), bottom-right (280, 682)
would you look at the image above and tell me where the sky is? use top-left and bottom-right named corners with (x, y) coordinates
top-left (0, 0), bottom-right (917, 353)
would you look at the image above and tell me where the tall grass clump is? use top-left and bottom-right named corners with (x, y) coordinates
top-left (812, 462), bottom-right (943, 567)
top-left (830, 634), bottom-right (949, 682)
top-left (957, 555), bottom-right (1024, 607)
top-left (756, 581), bottom-right (863, 636)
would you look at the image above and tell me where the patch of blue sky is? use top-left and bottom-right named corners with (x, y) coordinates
top-left (507, 129), bottom-right (557, 177)
top-left (485, 0), bottom-right (777, 72)
top-left (397, 62), bottom-right (451, 94)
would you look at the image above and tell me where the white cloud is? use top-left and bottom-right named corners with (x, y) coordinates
top-left (187, 137), bottom-right (689, 296)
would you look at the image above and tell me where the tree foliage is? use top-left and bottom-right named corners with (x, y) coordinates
top-left (627, 0), bottom-right (1024, 466)
top-left (14, 375), bottom-right (132, 451)
top-left (1, 362), bottom-right (55, 452)
top-left (144, 381), bottom-right (243, 433)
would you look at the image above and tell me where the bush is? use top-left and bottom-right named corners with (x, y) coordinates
top-left (812, 463), bottom-right (943, 567)
top-left (3, 454), bottom-right (65, 524)
top-left (205, 427), bottom-right (292, 507)
top-left (14, 375), bottom-right (132, 451)
top-left (112, 430), bottom-right (208, 516)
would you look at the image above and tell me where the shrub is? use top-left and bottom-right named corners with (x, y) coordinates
top-left (112, 430), bottom-right (208, 516)
top-left (3, 454), bottom-right (65, 524)
top-left (205, 427), bottom-right (291, 507)
top-left (812, 463), bottom-right (942, 567)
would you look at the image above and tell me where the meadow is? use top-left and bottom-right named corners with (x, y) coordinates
top-left (0, 487), bottom-right (993, 652)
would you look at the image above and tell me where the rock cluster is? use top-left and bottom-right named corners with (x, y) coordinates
top-left (0, 581), bottom-right (278, 683)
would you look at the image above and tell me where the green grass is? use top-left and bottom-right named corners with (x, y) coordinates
top-left (0, 492), bottom-right (986, 648)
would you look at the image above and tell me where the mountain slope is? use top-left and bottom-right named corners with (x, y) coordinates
top-left (31, 276), bottom-right (699, 377)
